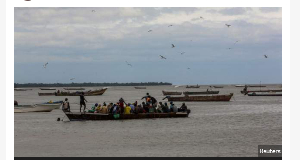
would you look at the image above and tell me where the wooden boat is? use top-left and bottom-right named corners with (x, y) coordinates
top-left (186, 85), bottom-right (200, 88)
top-left (38, 92), bottom-right (56, 96)
top-left (241, 89), bottom-right (282, 94)
top-left (14, 101), bottom-right (63, 113)
top-left (163, 93), bottom-right (234, 102)
top-left (247, 92), bottom-right (282, 96)
top-left (162, 90), bottom-right (182, 95)
top-left (134, 87), bottom-right (146, 89)
top-left (213, 86), bottom-right (224, 88)
top-left (183, 91), bottom-right (219, 95)
top-left (55, 88), bottom-right (107, 96)
top-left (14, 88), bottom-right (32, 91)
top-left (40, 88), bottom-right (56, 90)
top-left (64, 111), bottom-right (190, 121)
top-left (64, 88), bottom-right (85, 90)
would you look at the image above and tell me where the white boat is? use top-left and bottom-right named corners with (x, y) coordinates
top-left (14, 101), bottom-right (63, 113)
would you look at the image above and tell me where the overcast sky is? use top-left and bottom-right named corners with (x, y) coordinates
top-left (14, 7), bottom-right (282, 85)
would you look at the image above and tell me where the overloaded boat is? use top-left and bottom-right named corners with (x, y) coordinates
top-left (134, 87), bottom-right (146, 89)
top-left (56, 88), bottom-right (107, 96)
top-left (63, 111), bottom-right (190, 121)
top-left (64, 87), bottom-right (85, 90)
top-left (14, 101), bottom-right (63, 113)
top-left (183, 91), bottom-right (219, 95)
top-left (163, 93), bottom-right (234, 102)
top-left (162, 90), bottom-right (182, 95)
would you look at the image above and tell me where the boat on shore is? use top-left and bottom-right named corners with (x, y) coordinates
top-left (56, 88), bottom-right (107, 96)
top-left (64, 87), bottom-right (85, 90)
top-left (247, 92), bottom-right (282, 96)
top-left (14, 101), bottom-right (63, 113)
top-left (14, 88), bottom-right (32, 91)
top-left (134, 87), bottom-right (146, 89)
top-left (64, 111), bottom-right (190, 121)
top-left (162, 90), bottom-right (182, 95)
top-left (40, 88), bottom-right (56, 90)
top-left (186, 85), bottom-right (200, 88)
top-left (163, 93), bottom-right (233, 102)
top-left (241, 89), bottom-right (282, 94)
top-left (183, 91), bottom-right (219, 95)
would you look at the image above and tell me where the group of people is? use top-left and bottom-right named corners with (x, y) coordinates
top-left (61, 92), bottom-right (189, 114)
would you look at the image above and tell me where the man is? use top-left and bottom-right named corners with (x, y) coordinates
top-left (62, 98), bottom-right (70, 112)
top-left (119, 98), bottom-right (125, 114)
top-left (179, 103), bottom-right (188, 112)
top-left (80, 92), bottom-right (88, 113)
top-left (141, 93), bottom-right (151, 102)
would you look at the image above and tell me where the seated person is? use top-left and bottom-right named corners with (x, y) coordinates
top-left (124, 104), bottom-right (131, 114)
top-left (62, 98), bottom-right (70, 112)
top-left (179, 103), bottom-right (188, 112)
top-left (88, 103), bottom-right (98, 113)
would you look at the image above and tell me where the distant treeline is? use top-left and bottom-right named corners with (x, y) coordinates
top-left (14, 82), bottom-right (172, 88)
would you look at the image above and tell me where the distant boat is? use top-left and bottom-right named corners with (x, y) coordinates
top-left (64, 88), bottom-right (85, 90)
top-left (134, 87), bottom-right (146, 89)
top-left (56, 88), bottom-right (107, 96)
top-left (14, 101), bottom-right (63, 113)
top-left (162, 90), bottom-right (182, 95)
top-left (183, 91), bottom-right (219, 95)
top-left (14, 88), bottom-right (32, 91)
top-left (235, 85), bottom-right (266, 87)
top-left (213, 86), bottom-right (224, 88)
top-left (186, 84), bottom-right (200, 88)
top-left (241, 89), bottom-right (282, 95)
top-left (40, 88), bottom-right (56, 90)
top-left (247, 92), bottom-right (282, 96)
top-left (163, 93), bottom-right (233, 102)
top-left (38, 92), bottom-right (56, 96)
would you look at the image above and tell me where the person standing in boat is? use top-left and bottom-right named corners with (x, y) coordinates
top-left (79, 92), bottom-right (88, 113)
top-left (119, 98), bottom-right (125, 114)
top-left (62, 98), bottom-right (70, 112)
top-left (243, 85), bottom-right (248, 95)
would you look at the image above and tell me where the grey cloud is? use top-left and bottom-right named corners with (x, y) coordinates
top-left (259, 7), bottom-right (281, 13)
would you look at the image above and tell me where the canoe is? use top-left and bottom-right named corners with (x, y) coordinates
top-left (38, 92), bottom-right (56, 96)
top-left (247, 92), bottom-right (282, 96)
top-left (14, 88), bottom-right (32, 91)
top-left (164, 93), bottom-right (234, 102)
top-left (186, 85), bottom-right (200, 88)
top-left (40, 88), bottom-right (56, 90)
top-left (183, 91), bottom-right (219, 95)
top-left (241, 90), bottom-right (282, 94)
top-left (162, 90), bottom-right (182, 95)
top-left (134, 87), bottom-right (146, 89)
top-left (64, 111), bottom-right (190, 121)
top-left (14, 101), bottom-right (62, 113)
top-left (56, 88), bottom-right (107, 96)
top-left (64, 88), bottom-right (85, 90)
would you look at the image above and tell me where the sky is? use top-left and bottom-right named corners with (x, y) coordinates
top-left (14, 7), bottom-right (282, 85)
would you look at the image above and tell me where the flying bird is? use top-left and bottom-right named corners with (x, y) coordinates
top-left (168, 25), bottom-right (173, 27)
top-left (225, 24), bottom-right (231, 28)
top-left (180, 52), bottom-right (185, 55)
top-left (70, 78), bottom-right (75, 80)
top-left (227, 48), bottom-right (232, 50)
top-left (171, 44), bottom-right (175, 48)
top-left (125, 61), bottom-right (132, 67)
top-left (160, 55), bottom-right (167, 59)
top-left (43, 62), bottom-right (48, 68)
top-left (148, 30), bottom-right (152, 32)
top-left (200, 16), bottom-right (204, 19)
top-left (234, 40), bottom-right (239, 44)
top-left (264, 55), bottom-right (268, 58)
top-left (187, 67), bottom-right (190, 70)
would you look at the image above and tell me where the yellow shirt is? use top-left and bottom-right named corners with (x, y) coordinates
top-left (124, 106), bottom-right (131, 114)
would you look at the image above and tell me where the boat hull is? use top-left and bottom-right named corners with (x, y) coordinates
top-left (40, 88), bottom-right (56, 90)
top-left (134, 87), bottom-right (146, 89)
top-left (64, 88), bottom-right (85, 90)
top-left (241, 90), bottom-right (282, 94)
top-left (56, 88), bottom-right (107, 96)
top-left (247, 93), bottom-right (282, 96)
top-left (38, 92), bottom-right (56, 96)
top-left (166, 93), bottom-right (233, 102)
top-left (14, 104), bottom-right (61, 113)
top-left (183, 91), bottom-right (219, 95)
top-left (162, 91), bottom-right (182, 95)
top-left (65, 112), bottom-right (190, 121)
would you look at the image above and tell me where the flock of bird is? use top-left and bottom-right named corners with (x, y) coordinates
top-left (41, 12), bottom-right (269, 82)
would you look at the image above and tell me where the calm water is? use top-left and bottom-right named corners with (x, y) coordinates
top-left (14, 85), bottom-right (282, 157)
